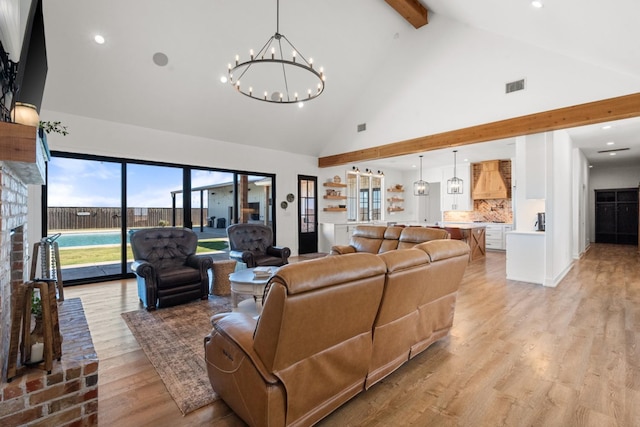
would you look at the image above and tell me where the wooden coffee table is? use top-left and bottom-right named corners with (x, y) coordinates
top-left (229, 267), bottom-right (277, 317)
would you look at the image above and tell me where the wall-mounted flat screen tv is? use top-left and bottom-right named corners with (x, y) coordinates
top-left (0, 0), bottom-right (47, 121)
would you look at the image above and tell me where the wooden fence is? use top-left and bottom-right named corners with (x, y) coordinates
top-left (48, 207), bottom-right (209, 230)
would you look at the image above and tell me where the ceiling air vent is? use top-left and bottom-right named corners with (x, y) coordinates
top-left (357, 123), bottom-right (367, 132)
top-left (505, 79), bottom-right (525, 94)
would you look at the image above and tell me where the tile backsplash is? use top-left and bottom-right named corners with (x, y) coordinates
top-left (444, 199), bottom-right (513, 223)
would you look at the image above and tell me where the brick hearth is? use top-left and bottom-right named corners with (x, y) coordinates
top-left (0, 298), bottom-right (98, 426)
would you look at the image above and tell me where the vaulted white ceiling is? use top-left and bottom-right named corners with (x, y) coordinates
top-left (40, 0), bottom-right (640, 168)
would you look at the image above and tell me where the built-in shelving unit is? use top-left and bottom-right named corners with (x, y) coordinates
top-left (323, 181), bottom-right (347, 212)
top-left (386, 186), bottom-right (404, 213)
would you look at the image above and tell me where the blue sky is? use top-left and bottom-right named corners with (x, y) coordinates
top-left (47, 157), bottom-right (234, 208)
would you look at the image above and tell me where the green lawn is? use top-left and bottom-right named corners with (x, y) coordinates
top-left (58, 239), bottom-right (228, 266)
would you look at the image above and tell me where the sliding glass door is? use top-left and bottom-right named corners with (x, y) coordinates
top-left (190, 169), bottom-right (236, 261)
top-left (46, 152), bottom-right (277, 285)
top-left (235, 174), bottom-right (273, 227)
top-left (46, 156), bottom-right (123, 282)
top-left (126, 163), bottom-right (183, 229)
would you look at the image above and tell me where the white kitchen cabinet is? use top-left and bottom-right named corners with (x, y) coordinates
top-left (483, 223), bottom-right (513, 250)
top-left (319, 223), bottom-right (356, 253)
top-left (506, 231), bottom-right (545, 284)
top-left (485, 224), bottom-right (504, 250)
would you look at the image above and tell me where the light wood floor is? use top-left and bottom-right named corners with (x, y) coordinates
top-left (64, 244), bottom-right (640, 427)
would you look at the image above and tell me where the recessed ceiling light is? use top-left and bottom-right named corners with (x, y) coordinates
top-left (531, 1), bottom-right (543, 8)
top-left (220, 76), bottom-right (228, 84)
top-left (609, 152), bottom-right (617, 156)
top-left (606, 141), bottom-right (615, 146)
top-left (602, 125), bottom-right (612, 130)
top-left (94, 35), bottom-right (105, 44)
top-left (298, 102), bottom-right (304, 109)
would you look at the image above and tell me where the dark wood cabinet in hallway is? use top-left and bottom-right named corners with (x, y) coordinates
top-left (595, 188), bottom-right (639, 245)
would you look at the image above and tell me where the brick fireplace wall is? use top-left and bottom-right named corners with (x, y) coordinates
top-left (0, 163), bottom-right (99, 426)
top-left (0, 165), bottom-right (29, 381)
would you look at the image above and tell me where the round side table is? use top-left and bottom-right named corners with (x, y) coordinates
top-left (229, 267), bottom-right (277, 316)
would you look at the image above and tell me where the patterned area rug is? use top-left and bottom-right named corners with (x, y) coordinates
top-left (121, 296), bottom-right (233, 415)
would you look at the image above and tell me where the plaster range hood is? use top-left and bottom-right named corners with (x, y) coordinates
top-left (472, 160), bottom-right (509, 200)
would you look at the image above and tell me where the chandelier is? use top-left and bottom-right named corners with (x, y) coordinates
top-left (226, 0), bottom-right (325, 105)
top-left (413, 155), bottom-right (430, 196)
top-left (447, 150), bottom-right (463, 194)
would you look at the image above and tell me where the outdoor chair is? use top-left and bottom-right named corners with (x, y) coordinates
top-left (226, 223), bottom-right (290, 268)
top-left (130, 227), bottom-right (213, 310)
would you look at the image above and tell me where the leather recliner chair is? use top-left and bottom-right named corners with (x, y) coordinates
top-left (226, 223), bottom-right (290, 268)
top-left (130, 227), bottom-right (213, 310)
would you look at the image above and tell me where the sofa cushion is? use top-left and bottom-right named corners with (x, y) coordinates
top-left (251, 254), bottom-right (284, 267)
top-left (397, 227), bottom-right (450, 249)
top-left (350, 225), bottom-right (386, 254)
top-left (415, 239), bottom-right (469, 262)
top-left (156, 265), bottom-right (201, 289)
top-left (379, 226), bottom-right (403, 252)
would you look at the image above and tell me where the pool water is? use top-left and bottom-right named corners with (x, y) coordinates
top-left (54, 232), bottom-right (129, 248)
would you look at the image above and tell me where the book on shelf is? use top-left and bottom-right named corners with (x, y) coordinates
top-left (253, 266), bottom-right (273, 278)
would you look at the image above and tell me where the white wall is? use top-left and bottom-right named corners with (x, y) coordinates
top-left (588, 164), bottom-right (640, 242)
top-left (35, 110), bottom-right (319, 255)
top-left (572, 146), bottom-right (590, 258)
top-left (510, 131), bottom-right (575, 287)
top-left (545, 131), bottom-right (573, 286)
top-left (514, 135), bottom-right (545, 231)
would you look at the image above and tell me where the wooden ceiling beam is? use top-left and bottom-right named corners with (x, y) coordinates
top-left (318, 92), bottom-right (640, 168)
top-left (385, 0), bottom-right (428, 29)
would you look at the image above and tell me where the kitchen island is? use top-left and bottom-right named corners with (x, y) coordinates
top-left (442, 224), bottom-right (486, 261)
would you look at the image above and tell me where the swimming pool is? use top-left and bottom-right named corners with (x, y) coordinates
top-left (54, 232), bottom-right (129, 248)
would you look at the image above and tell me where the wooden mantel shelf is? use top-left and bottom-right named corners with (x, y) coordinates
top-left (0, 121), bottom-right (47, 185)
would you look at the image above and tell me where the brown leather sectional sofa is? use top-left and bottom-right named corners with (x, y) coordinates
top-left (330, 225), bottom-right (450, 255)
top-left (204, 239), bottom-right (469, 427)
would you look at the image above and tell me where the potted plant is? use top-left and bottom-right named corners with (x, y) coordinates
top-left (38, 120), bottom-right (69, 137)
top-left (31, 291), bottom-right (43, 318)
